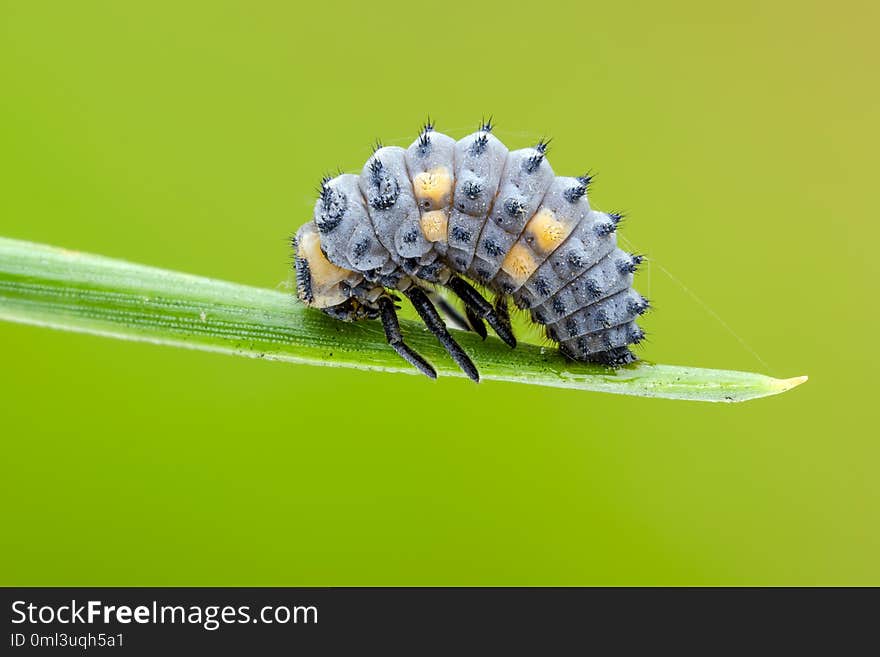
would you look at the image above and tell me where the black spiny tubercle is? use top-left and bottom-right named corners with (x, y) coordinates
top-left (617, 253), bottom-right (644, 275)
top-left (628, 325), bottom-right (646, 344)
top-left (462, 180), bottom-right (482, 200)
top-left (312, 174), bottom-right (332, 205)
top-left (469, 133), bottom-right (489, 156)
top-left (294, 255), bottom-right (313, 304)
top-left (316, 176), bottom-right (347, 232)
top-left (417, 132), bottom-right (431, 153)
top-left (585, 278), bottom-right (603, 299)
top-left (628, 295), bottom-right (651, 315)
top-left (564, 172), bottom-right (592, 203)
top-left (594, 220), bottom-right (617, 237)
top-left (417, 117), bottom-right (434, 154)
top-left (367, 158), bottom-right (399, 210)
top-left (504, 197), bottom-right (526, 219)
top-left (564, 182), bottom-right (587, 203)
top-left (523, 150), bottom-right (544, 174)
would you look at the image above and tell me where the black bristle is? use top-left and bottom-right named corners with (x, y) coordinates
top-left (535, 137), bottom-right (551, 154)
top-left (627, 295), bottom-right (651, 315)
top-left (371, 139), bottom-right (383, 154)
top-left (594, 221), bottom-right (616, 237)
top-left (628, 325), bottom-right (645, 344)
top-left (479, 115), bottom-right (494, 132)
top-left (367, 156), bottom-right (400, 210)
top-left (319, 178), bottom-right (332, 202)
top-left (417, 117), bottom-right (434, 154)
top-left (315, 175), bottom-right (347, 232)
top-left (294, 257), bottom-right (313, 303)
top-left (564, 173), bottom-right (591, 203)
top-left (314, 173), bottom-right (332, 198)
top-left (617, 254), bottom-right (644, 275)
top-left (564, 183), bottom-right (587, 203)
top-left (609, 211), bottom-right (625, 226)
top-left (417, 131), bottom-right (431, 152)
top-left (369, 158), bottom-right (384, 182)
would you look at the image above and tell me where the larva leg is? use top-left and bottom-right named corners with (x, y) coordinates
top-left (446, 276), bottom-right (517, 348)
top-left (430, 293), bottom-right (471, 333)
top-left (427, 289), bottom-right (488, 337)
top-left (378, 296), bottom-right (437, 379)
top-left (494, 294), bottom-right (512, 335)
top-left (464, 305), bottom-right (488, 340)
top-left (404, 286), bottom-right (480, 382)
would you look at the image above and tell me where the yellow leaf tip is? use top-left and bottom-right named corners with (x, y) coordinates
top-left (772, 374), bottom-right (808, 394)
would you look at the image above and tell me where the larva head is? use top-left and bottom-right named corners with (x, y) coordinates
top-left (293, 222), bottom-right (358, 310)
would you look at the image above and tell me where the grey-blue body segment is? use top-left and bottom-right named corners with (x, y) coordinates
top-left (446, 129), bottom-right (508, 271)
top-left (404, 128), bottom-right (455, 258)
top-left (358, 146), bottom-right (429, 263)
top-left (296, 123), bottom-right (648, 368)
top-left (469, 144), bottom-right (555, 284)
top-left (515, 220), bottom-right (621, 310)
top-left (314, 173), bottom-right (389, 272)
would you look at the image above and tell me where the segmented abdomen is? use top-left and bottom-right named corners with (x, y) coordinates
top-left (307, 122), bottom-right (648, 365)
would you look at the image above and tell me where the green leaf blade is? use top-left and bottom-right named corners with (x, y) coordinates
top-left (0, 237), bottom-right (807, 402)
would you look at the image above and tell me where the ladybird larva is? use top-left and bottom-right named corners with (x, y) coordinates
top-left (292, 119), bottom-right (649, 381)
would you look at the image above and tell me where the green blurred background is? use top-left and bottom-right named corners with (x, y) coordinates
top-left (1, 1), bottom-right (877, 585)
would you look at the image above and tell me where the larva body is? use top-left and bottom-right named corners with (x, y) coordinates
top-left (293, 120), bottom-right (649, 381)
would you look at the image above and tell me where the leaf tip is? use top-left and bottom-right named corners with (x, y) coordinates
top-left (771, 374), bottom-right (808, 395)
